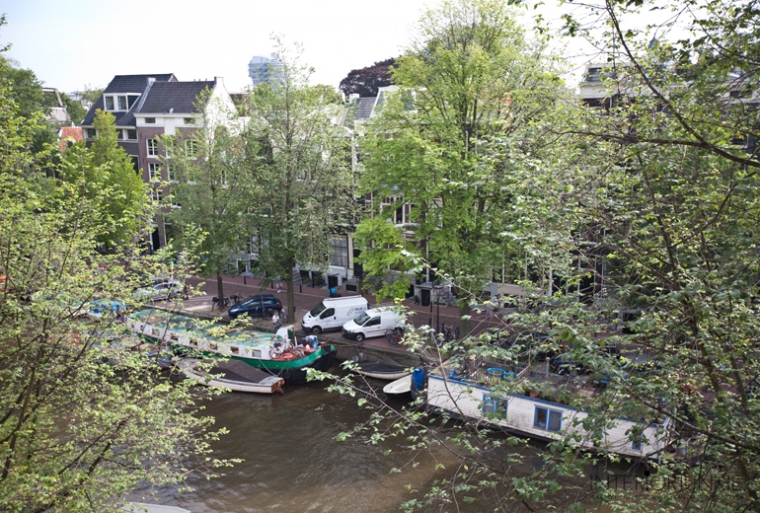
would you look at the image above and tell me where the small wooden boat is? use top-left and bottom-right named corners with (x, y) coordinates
top-left (355, 357), bottom-right (410, 380)
top-left (177, 358), bottom-right (284, 394)
top-left (383, 374), bottom-right (412, 396)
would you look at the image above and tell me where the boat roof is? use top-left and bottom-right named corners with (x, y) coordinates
top-left (131, 309), bottom-right (282, 350)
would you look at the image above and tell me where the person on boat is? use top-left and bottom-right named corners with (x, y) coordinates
top-left (272, 311), bottom-right (281, 331)
top-left (303, 334), bottom-right (319, 350)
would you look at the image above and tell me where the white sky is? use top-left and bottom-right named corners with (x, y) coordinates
top-left (1, 0), bottom-right (673, 95)
top-left (1, 0), bottom-right (432, 94)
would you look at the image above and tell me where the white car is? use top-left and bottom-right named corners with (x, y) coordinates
top-left (133, 280), bottom-right (185, 302)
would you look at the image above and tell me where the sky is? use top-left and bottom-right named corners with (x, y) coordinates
top-left (1, 0), bottom-right (432, 94)
top-left (1, 0), bottom-right (672, 96)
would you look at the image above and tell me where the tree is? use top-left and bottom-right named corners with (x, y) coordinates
top-left (59, 110), bottom-right (147, 251)
top-left (0, 38), bottom-right (233, 512)
top-left (241, 39), bottom-right (357, 321)
top-left (339, 58), bottom-right (396, 97)
top-left (357, 0), bottom-right (564, 334)
top-left (165, 89), bottom-right (250, 301)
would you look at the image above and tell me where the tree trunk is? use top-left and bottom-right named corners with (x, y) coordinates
top-left (216, 269), bottom-right (224, 301)
top-left (285, 257), bottom-right (296, 323)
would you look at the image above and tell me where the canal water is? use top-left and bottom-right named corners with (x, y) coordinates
top-left (132, 374), bottom-right (639, 513)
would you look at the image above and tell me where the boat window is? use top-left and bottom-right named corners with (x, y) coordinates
top-left (534, 406), bottom-right (562, 432)
top-left (319, 308), bottom-right (335, 319)
top-left (230, 346), bottom-right (239, 354)
top-left (310, 302), bottom-right (327, 317)
top-left (210, 343), bottom-right (218, 351)
top-left (482, 394), bottom-right (508, 420)
top-left (170, 333), bottom-right (178, 341)
top-left (189, 339), bottom-right (198, 346)
top-left (355, 312), bottom-right (370, 325)
top-left (253, 350), bottom-right (262, 357)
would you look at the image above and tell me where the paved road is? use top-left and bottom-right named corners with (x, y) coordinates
top-left (182, 274), bottom-right (507, 344)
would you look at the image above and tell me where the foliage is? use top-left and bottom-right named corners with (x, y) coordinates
top-left (0, 45), bottom-right (233, 512)
top-left (59, 93), bottom-right (86, 125)
top-left (58, 110), bottom-right (147, 250)
top-left (357, 0), bottom-right (564, 334)
top-left (339, 58), bottom-right (397, 98)
top-left (240, 38), bottom-right (359, 319)
top-left (165, 88), bottom-right (248, 300)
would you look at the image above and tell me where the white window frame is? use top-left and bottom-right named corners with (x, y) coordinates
top-left (185, 139), bottom-right (198, 157)
top-left (147, 139), bottom-right (158, 157)
top-left (148, 163), bottom-right (160, 182)
top-left (126, 129), bottom-right (137, 141)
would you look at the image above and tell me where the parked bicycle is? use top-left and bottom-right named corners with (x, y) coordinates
top-left (440, 324), bottom-right (460, 343)
top-left (212, 296), bottom-right (230, 310)
top-left (385, 327), bottom-right (404, 347)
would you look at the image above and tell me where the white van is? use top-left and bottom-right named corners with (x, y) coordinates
top-left (301, 296), bottom-right (368, 334)
top-left (342, 307), bottom-right (406, 342)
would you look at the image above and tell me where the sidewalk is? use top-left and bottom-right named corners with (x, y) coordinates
top-left (182, 273), bottom-right (505, 340)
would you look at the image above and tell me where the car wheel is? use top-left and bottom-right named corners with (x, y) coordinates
top-left (311, 326), bottom-right (322, 335)
top-left (355, 333), bottom-right (365, 343)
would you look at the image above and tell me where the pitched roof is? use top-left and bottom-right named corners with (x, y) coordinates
top-left (137, 81), bottom-right (216, 115)
top-left (356, 97), bottom-right (376, 119)
top-left (81, 74), bottom-right (176, 126)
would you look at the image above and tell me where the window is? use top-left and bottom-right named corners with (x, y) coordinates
top-left (632, 440), bottom-right (643, 451)
top-left (105, 96), bottom-right (115, 111)
top-left (147, 139), bottom-right (158, 157)
top-left (117, 130), bottom-right (125, 140)
top-left (166, 164), bottom-right (175, 182)
top-left (482, 394), bottom-right (508, 420)
top-left (149, 188), bottom-right (163, 202)
top-left (319, 308), bottom-right (335, 319)
top-left (145, 117), bottom-right (156, 124)
top-left (184, 117), bottom-right (194, 124)
top-left (85, 128), bottom-right (97, 139)
top-left (118, 96), bottom-right (128, 111)
top-left (534, 406), bottom-right (562, 432)
top-left (365, 317), bottom-right (381, 327)
top-left (148, 163), bottom-right (160, 182)
top-left (126, 129), bottom-right (137, 140)
top-left (185, 139), bottom-right (198, 157)
top-left (230, 346), bottom-right (240, 355)
top-left (329, 236), bottom-right (348, 267)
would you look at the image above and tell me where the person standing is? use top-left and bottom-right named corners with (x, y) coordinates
top-left (272, 310), bottom-right (281, 331)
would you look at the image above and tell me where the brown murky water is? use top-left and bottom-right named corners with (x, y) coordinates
top-left (131, 376), bottom-right (642, 513)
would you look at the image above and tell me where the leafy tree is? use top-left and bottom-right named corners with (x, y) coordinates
top-left (165, 89), bottom-right (250, 301)
top-left (241, 39), bottom-right (358, 321)
top-left (59, 110), bottom-right (147, 250)
top-left (357, 0), bottom-right (564, 334)
top-left (0, 40), bottom-right (233, 512)
top-left (339, 58), bottom-right (396, 97)
top-left (60, 93), bottom-right (86, 125)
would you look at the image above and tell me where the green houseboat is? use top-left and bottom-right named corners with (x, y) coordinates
top-left (127, 309), bottom-right (336, 385)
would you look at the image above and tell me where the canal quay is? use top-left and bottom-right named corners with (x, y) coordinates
top-left (130, 275), bottom-right (641, 512)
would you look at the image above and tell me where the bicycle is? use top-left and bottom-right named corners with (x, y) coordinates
top-left (385, 327), bottom-right (404, 347)
top-left (212, 296), bottom-right (229, 310)
top-left (230, 294), bottom-right (242, 305)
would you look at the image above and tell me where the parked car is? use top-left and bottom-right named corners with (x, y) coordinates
top-left (133, 280), bottom-right (186, 302)
top-left (342, 306), bottom-right (405, 342)
top-left (228, 294), bottom-right (283, 320)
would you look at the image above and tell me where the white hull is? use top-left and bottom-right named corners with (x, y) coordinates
top-left (427, 374), bottom-right (669, 458)
top-left (355, 370), bottom-right (410, 381)
top-left (383, 374), bottom-right (412, 395)
top-left (178, 359), bottom-right (284, 394)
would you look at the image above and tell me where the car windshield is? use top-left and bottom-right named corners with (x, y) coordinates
top-left (354, 312), bottom-right (370, 326)
top-left (310, 303), bottom-right (327, 317)
top-left (241, 298), bottom-right (260, 307)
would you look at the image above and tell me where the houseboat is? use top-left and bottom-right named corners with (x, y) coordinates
top-left (127, 309), bottom-right (337, 385)
top-left (426, 356), bottom-right (670, 459)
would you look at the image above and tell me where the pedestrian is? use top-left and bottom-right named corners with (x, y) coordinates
top-left (272, 310), bottom-right (281, 331)
top-left (275, 277), bottom-right (284, 292)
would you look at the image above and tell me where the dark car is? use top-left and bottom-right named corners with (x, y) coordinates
top-left (228, 294), bottom-right (283, 320)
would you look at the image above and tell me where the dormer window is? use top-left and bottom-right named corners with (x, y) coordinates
top-left (104, 94), bottom-right (140, 112)
top-left (145, 117), bottom-right (156, 124)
